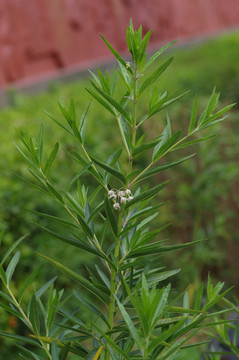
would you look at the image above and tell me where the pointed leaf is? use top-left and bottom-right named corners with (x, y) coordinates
top-left (90, 155), bottom-right (126, 184)
top-left (138, 57), bottom-right (174, 97)
top-left (188, 96), bottom-right (198, 134)
top-left (51, 341), bottom-right (59, 360)
top-left (143, 40), bottom-right (177, 71)
top-left (18, 265), bottom-right (42, 302)
top-left (138, 154), bottom-right (195, 182)
top-left (89, 80), bottom-right (131, 124)
top-left (125, 181), bottom-right (168, 210)
top-left (1, 234), bottom-right (28, 266)
top-left (37, 253), bottom-right (107, 303)
top-left (100, 34), bottom-right (132, 74)
top-left (6, 251), bottom-right (20, 285)
top-left (173, 135), bottom-right (216, 150)
top-left (85, 87), bottom-right (115, 115)
top-left (44, 143), bottom-right (59, 176)
top-left (115, 297), bottom-right (142, 349)
top-left (104, 197), bottom-right (118, 237)
top-left (153, 130), bottom-right (182, 162)
top-left (36, 276), bottom-right (57, 300)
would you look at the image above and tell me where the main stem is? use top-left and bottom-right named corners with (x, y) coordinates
top-left (105, 212), bottom-right (123, 360)
top-left (127, 68), bottom-right (138, 182)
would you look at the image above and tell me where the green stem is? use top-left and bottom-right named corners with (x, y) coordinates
top-left (116, 115), bottom-right (130, 159)
top-left (127, 70), bottom-right (138, 183)
top-left (105, 212), bottom-right (123, 360)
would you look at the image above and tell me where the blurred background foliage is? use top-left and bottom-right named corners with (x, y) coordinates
top-left (0, 31), bottom-right (239, 358)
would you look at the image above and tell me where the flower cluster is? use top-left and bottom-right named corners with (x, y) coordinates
top-left (108, 189), bottom-right (133, 211)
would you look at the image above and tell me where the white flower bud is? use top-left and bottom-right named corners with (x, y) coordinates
top-left (108, 190), bottom-right (115, 198)
top-left (126, 62), bottom-right (130, 69)
top-left (128, 196), bottom-right (134, 201)
top-left (113, 202), bottom-right (120, 210)
top-left (120, 196), bottom-right (127, 204)
top-left (125, 189), bottom-right (131, 195)
top-left (118, 191), bottom-right (125, 197)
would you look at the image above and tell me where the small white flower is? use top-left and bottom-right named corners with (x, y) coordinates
top-left (120, 196), bottom-right (127, 204)
top-left (108, 190), bottom-right (115, 198)
top-left (126, 62), bottom-right (130, 69)
top-left (128, 196), bottom-right (134, 201)
top-left (118, 190), bottom-right (125, 197)
top-left (125, 189), bottom-right (131, 195)
top-left (113, 202), bottom-right (121, 210)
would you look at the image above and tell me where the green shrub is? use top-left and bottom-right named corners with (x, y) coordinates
top-left (0, 20), bottom-right (236, 360)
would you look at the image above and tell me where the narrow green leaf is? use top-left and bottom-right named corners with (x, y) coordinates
top-left (188, 96), bottom-right (198, 134)
top-left (88, 201), bottom-right (104, 223)
top-left (14, 173), bottom-right (53, 198)
top-left (0, 291), bottom-right (15, 304)
top-left (74, 291), bottom-right (108, 325)
top-left (85, 88), bottom-right (115, 116)
top-left (1, 234), bottom-right (28, 266)
top-left (36, 276), bottom-right (57, 300)
top-left (90, 155), bottom-right (126, 184)
top-left (89, 80), bottom-right (131, 124)
top-left (128, 202), bottom-right (167, 222)
top-left (77, 213), bottom-right (94, 239)
top-left (93, 323), bottom-right (131, 360)
top-left (150, 284), bottom-right (171, 328)
top-left (67, 151), bottom-right (104, 185)
top-left (44, 143), bottom-right (59, 176)
top-left (51, 341), bottom-right (59, 360)
top-left (143, 40), bottom-right (177, 71)
top-left (166, 112), bottom-right (172, 137)
top-left (37, 253), bottom-right (107, 304)
top-left (147, 92), bottom-right (188, 120)
top-left (0, 264), bottom-right (7, 284)
top-left (138, 57), bottom-right (174, 97)
top-left (16, 344), bottom-right (44, 360)
top-left (127, 240), bottom-right (204, 258)
top-left (158, 338), bottom-right (185, 360)
top-left (37, 124), bottom-right (44, 163)
top-left (6, 251), bottom-right (20, 285)
top-left (104, 197), bottom-right (118, 237)
top-left (148, 318), bottom-right (187, 352)
top-left (18, 265), bottom-right (42, 303)
top-left (37, 223), bottom-right (110, 262)
top-left (59, 342), bottom-right (71, 360)
top-left (29, 294), bottom-right (40, 333)
top-left (153, 130), bottom-right (182, 162)
top-left (138, 154), bottom-right (195, 182)
top-left (133, 138), bottom-right (161, 157)
top-left (193, 283), bottom-right (204, 311)
top-left (44, 110), bottom-right (73, 135)
top-left (31, 210), bottom-right (78, 229)
top-left (206, 103), bottom-right (235, 123)
top-left (0, 331), bottom-right (40, 346)
top-left (46, 182), bottom-right (64, 203)
top-left (173, 135), bottom-right (216, 150)
top-left (115, 297), bottom-right (143, 349)
top-left (15, 143), bottom-right (38, 171)
top-left (125, 181), bottom-right (168, 210)
top-left (100, 34), bottom-right (132, 74)
top-left (80, 101), bottom-right (91, 144)
top-left (58, 101), bottom-right (72, 125)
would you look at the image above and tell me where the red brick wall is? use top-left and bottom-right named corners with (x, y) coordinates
top-left (0, 0), bottom-right (239, 88)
